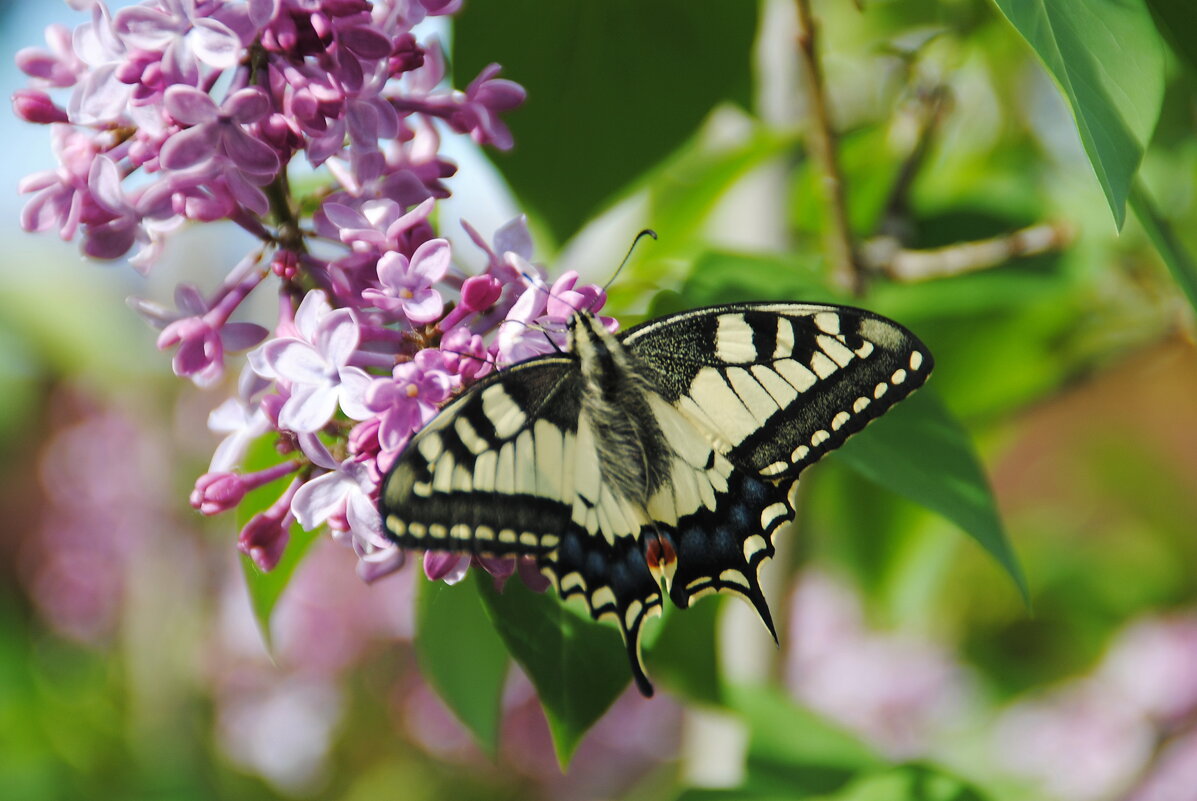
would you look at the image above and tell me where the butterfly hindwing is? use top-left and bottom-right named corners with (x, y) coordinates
top-left (621, 302), bottom-right (933, 481)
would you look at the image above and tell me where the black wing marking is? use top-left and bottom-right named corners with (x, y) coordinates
top-left (621, 302), bottom-right (933, 481)
top-left (666, 468), bottom-right (793, 633)
top-left (638, 390), bottom-right (793, 644)
top-left (379, 356), bottom-right (581, 556)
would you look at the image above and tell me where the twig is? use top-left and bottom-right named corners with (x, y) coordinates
top-left (794, 0), bottom-right (862, 295)
top-left (877, 84), bottom-right (951, 243)
top-left (861, 221), bottom-right (1075, 282)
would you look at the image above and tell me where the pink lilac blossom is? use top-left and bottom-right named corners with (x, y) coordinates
top-left (993, 613), bottom-right (1197, 801)
top-left (785, 571), bottom-right (975, 759)
top-left (27, 401), bottom-right (176, 644)
top-left (212, 539), bottom-right (414, 791)
top-left (14, 0), bottom-right (606, 592)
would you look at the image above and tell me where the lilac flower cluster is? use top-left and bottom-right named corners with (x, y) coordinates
top-left (15, 0), bottom-right (613, 585)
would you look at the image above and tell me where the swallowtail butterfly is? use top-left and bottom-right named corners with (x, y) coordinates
top-left (379, 302), bottom-right (932, 695)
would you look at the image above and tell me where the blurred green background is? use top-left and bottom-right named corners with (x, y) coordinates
top-left (3, 1), bottom-right (1197, 800)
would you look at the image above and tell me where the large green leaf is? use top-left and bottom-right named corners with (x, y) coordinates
top-left (453, 0), bottom-right (758, 242)
top-left (235, 435), bottom-right (320, 647)
top-left (238, 523), bottom-right (319, 650)
top-left (414, 572), bottom-right (509, 756)
top-left (679, 688), bottom-right (993, 800)
top-left (1144, 0), bottom-right (1197, 76)
top-left (810, 765), bottom-right (993, 801)
top-left (991, 0), bottom-right (1164, 227)
top-left (728, 685), bottom-right (885, 798)
top-left (1129, 180), bottom-right (1197, 315)
top-left (475, 576), bottom-right (632, 766)
top-left (644, 596), bottom-right (724, 705)
top-left (834, 389), bottom-right (1029, 605)
top-left (645, 250), bottom-right (831, 321)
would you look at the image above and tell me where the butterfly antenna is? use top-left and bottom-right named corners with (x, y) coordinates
top-left (594, 228), bottom-right (657, 309)
top-left (439, 347), bottom-right (502, 372)
top-left (501, 317), bottom-right (564, 355)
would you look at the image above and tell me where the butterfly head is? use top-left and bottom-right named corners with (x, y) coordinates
top-left (566, 308), bottom-right (626, 383)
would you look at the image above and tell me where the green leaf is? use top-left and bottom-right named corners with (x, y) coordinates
top-left (1129, 180), bottom-right (1197, 316)
top-left (453, 0), bottom-right (759, 242)
top-left (645, 596), bottom-right (723, 705)
top-left (235, 435), bottom-right (317, 647)
top-left (645, 129), bottom-right (797, 253)
top-left (991, 0), bottom-right (1165, 227)
top-left (475, 576), bottom-right (632, 766)
top-left (239, 523), bottom-right (320, 649)
top-left (834, 389), bottom-right (1029, 605)
top-left (729, 684), bottom-right (884, 798)
top-left (645, 250), bottom-right (831, 321)
top-left (1144, 0), bottom-right (1197, 77)
top-left (811, 764), bottom-right (993, 801)
top-left (414, 572), bottom-right (509, 755)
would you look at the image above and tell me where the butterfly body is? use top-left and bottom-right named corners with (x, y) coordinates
top-left (380, 302), bottom-right (932, 695)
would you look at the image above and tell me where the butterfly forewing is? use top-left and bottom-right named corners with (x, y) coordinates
top-left (620, 302), bottom-right (933, 480)
top-left (380, 357), bottom-right (579, 556)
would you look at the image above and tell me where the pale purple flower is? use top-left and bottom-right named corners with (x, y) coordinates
top-left (239, 477), bottom-right (300, 572)
top-left (497, 268), bottom-right (612, 364)
top-left (423, 552), bottom-right (549, 592)
top-left (148, 275), bottom-right (269, 386)
top-left (1126, 728), bottom-right (1197, 801)
top-left (993, 684), bottom-right (1153, 801)
top-left (15, 23), bottom-right (85, 87)
top-left (786, 571), bottom-right (974, 759)
top-left (208, 366), bottom-right (272, 471)
top-left (365, 349), bottom-right (455, 452)
top-left (424, 552), bottom-right (470, 585)
top-left (83, 154), bottom-right (178, 263)
top-left (438, 326), bottom-right (493, 382)
top-left (249, 291), bottom-right (373, 432)
top-left (115, 0), bottom-right (244, 86)
top-left (1098, 614), bottom-right (1197, 723)
top-left (446, 64), bottom-right (525, 150)
top-left (67, 2), bottom-right (134, 123)
top-left (15, 0), bottom-right (531, 599)
top-left (192, 461), bottom-right (301, 516)
top-left (19, 126), bottom-right (102, 243)
top-left (361, 237), bottom-right (451, 324)
top-left (290, 436), bottom-right (395, 581)
top-left (350, 532), bottom-right (406, 584)
top-left (437, 274), bottom-right (502, 332)
top-left (463, 214), bottom-right (534, 280)
top-left (12, 89), bottom-right (70, 124)
top-left (161, 85), bottom-right (280, 177)
top-left (322, 196), bottom-right (435, 254)
top-left (217, 674), bottom-right (342, 793)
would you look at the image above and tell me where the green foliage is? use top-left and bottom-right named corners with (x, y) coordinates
top-left (835, 390), bottom-right (1028, 605)
top-left (1129, 180), bottom-right (1197, 311)
top-left (476, 575), bottom-right (633, 766)
top-left (8, 0), bottom-right (1197, 798)
top-left (991, 0), bottom-right (1164, 228)
top-left (453, 0), bottom-right (758, 243)
top-left (414, 573), bottom-right (509, 756)
top-left (1144, 0), bottom-right (1197, 76)
top-left (235, 435), bottom-right (319, 647)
